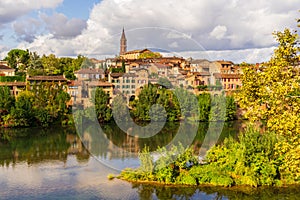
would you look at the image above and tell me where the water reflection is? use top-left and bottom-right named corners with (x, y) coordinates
top-left (0, 121), bottom-right (242, 169)
top-left (0, 126), bottom-right (90, 167)
top-left (1, 123), bottom-right (300, 199)
top-left (132, 183), bottom-right (300, 200)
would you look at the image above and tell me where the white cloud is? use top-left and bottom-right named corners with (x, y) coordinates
top-left (0, 0), bottom-right (63, 24)
top-left (6, 0), bottom-right (299, 63)
top-left (210, 25), bottom-right (227, 40)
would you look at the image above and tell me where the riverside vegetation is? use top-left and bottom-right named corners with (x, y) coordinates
top-left (117, 25), bottom-right (300, 186)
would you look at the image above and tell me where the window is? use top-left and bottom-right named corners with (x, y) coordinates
top-left (132, 80), bottom-right (135, 83)
top-left (132, 85), bottom-right (135, 89)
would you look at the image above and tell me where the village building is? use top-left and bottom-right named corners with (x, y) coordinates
top-left (0, 62), bottom-right (15, 76)
top-left (74, 68), bottom-right (105, 81)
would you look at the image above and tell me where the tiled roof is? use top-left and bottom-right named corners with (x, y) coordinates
top-left (123, 73), bottom-right (138, 78)
top-left (213, 73), bottom-right (222, 78)
top-left (193, 72), bottom-right (211, 76)
top-left (27, 75), bottom-right (67, 81)
top-left (221, 74), bottom-right (241, 78)
top-left (69, 80), bottom-right (113, 87)
top-left (216, 60), bottom-right (234, 65)
top-left (89, 81), bottom-right (114, 87)
top-left (0, 82), bottom-right (26, 86)
top-left (152, 63), bottom-right (170, 68)
top-left (110, 73), bottom-right (124, 78)
top-left (125, 48), bottom-right (151, 54)
top-left (74, 68), bottom-right (104, 74)
top-left (0, 65), bottom-right (14, 70)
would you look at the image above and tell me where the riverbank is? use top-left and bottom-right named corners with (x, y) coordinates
top-left (116, 126), bottom-right (300, 187)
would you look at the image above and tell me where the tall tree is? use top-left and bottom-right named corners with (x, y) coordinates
top-left (94, 88), bottom-right (112, 122)
top-left (236, 28), bottom-right (300, 182)
top-left (41, 54), bottom-right (60, 75)
top-left (4, 49), bottom-right (30, 72)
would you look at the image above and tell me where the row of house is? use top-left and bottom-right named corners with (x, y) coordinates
top-left (0, 55), bottom-right (245, 108)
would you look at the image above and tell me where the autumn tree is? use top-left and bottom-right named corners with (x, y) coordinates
top-left (236, 28), bottom-right (300, 183)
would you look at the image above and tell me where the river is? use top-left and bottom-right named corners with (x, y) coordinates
top-left (0, 122), bottom-right (300, 199)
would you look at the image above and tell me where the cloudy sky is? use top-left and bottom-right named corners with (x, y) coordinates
top-left (0, 0), bottom-right (299, 63)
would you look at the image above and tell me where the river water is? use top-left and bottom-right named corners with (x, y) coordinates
top-left (0, 122), bottom-right (300, 199)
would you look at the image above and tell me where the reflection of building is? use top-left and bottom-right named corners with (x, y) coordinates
top-left (107, 134), bottom-right (140, 160)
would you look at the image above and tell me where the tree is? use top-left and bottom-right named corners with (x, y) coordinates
top-left (158, 77), bottom-right (173, 89)
top-left (41, 54), bottom-right (59, 75)
top-left (11, 91), bottom-right (34, 127)
top-left (0, 86), bottom-right (15, 125)
top-left (236, 28), bottom-right (300, 183)
top-left (132, 84), bottom-right (159, 121)
top-left (94, 88), bottom-right (112, 122)
top-left (0, 86), bottom-right (14, 113)
top-left (27, 51), bottom-right (43, 76)
top-left (198, 93), bottom-right (211, 121)
top-left (4, 49), bottom-right (30, 72)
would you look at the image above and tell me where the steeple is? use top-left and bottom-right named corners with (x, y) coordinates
top-left (120, 27), bottom-right (127, 55)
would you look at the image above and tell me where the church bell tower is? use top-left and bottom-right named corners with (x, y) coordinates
top-left (120, 28), bottom-right (127, 55)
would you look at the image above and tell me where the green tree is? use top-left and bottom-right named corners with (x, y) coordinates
top-left (4, 49), bottom-right (30, 72)
top-left (197, 93), bottom-right (211, 121)
top-left (0, 86), bottom-right (14, 114)
top-left (133, 84), bottom-right (159, 121)
top-left (11, 91), bottom-right (34, 127)
top-left (27, 51), bottom-right (44, 76)
top-left (94, 87), bottom-right (112, 122)
top-left (158, 77), bottom-right (173, 89)
top-left (41, 54), bottom-right (60, 75)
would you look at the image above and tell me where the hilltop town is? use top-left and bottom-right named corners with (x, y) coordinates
top-left (0, 28), bottom-right (256, 108)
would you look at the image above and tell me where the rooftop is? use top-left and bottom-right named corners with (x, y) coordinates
top-left (27, 75), bottom-right (67, 81)
top-left (0, 65), bottom-right (14, 70)
top-left (75, 68), bottom-right (104, 74)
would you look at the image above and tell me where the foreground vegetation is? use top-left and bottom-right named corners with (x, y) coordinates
top-left (119, 127), bottom-right (282, 187)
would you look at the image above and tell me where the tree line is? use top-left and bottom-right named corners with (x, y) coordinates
top-left (92, 84), bottom-right (237, 123)
top-left (3, 49), bottom-right (89, 79)
top-left (0, 83), bottom-right (71, 128)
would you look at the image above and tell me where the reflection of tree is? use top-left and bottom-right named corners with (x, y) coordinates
top-left (75, 121), bottom-right (243, 160)
top-left (0, 126), bottom-right (90, 166)
top-left (131, 183), bottom-right (300, 200)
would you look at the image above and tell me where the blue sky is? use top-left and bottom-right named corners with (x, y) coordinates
top-left (56, 0), bottom-right (100, 20)
top-left (0, 0), bottom-right (299, 63)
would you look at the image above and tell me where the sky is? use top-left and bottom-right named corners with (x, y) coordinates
top-left (0, 0), bottom-right (299, 63)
